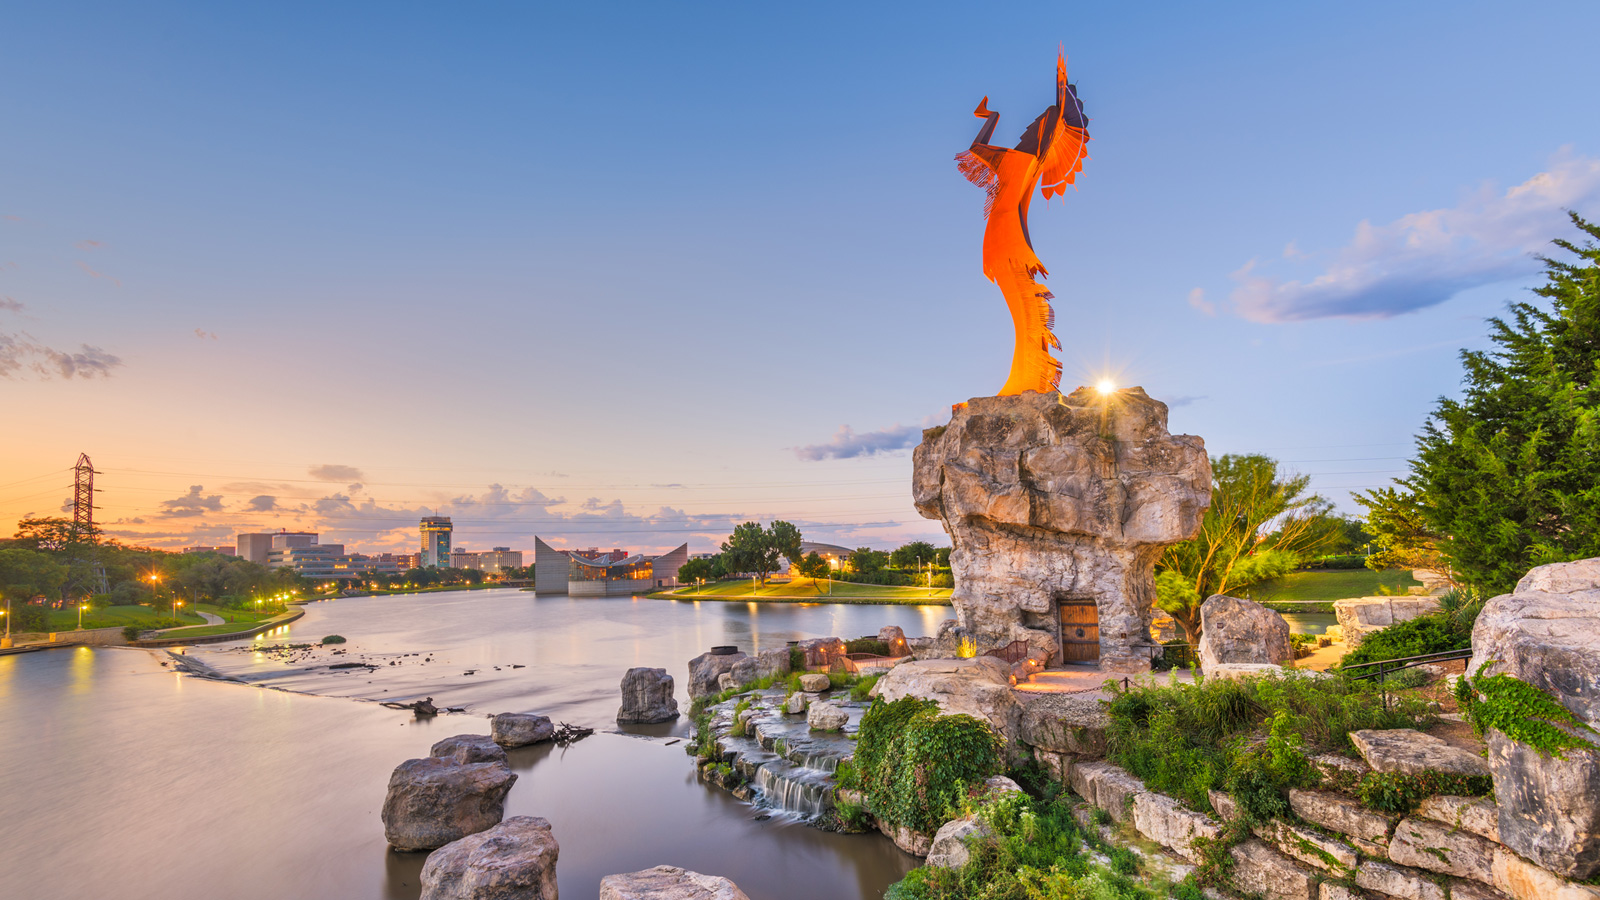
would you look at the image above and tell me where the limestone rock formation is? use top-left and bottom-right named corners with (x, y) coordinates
top-left (1349, 729), bottom-right (1490, 778)
top-left (381, 757), bottom-right (517, 851)
top-left (686, 649), bottom-right (749, 698)
top-left (419, 816), bottom-right (558, 900)
top-left (871, 656), bottom-right (1021, 739)
top-left (913, 388), bottom-right (1210, 671)
top-left (795, 637), bottom-right (846, 670)
top-left (926, 816), bottom-right (990, 869)
top-left (431, 734), bottom-right (510, 767)
top-left (1469, 557), bottom-right (1600, 879)
top-left (754, 648), bottom-right (791, 679)
top-left (598, 865), bottom-right (750, 900)
top-left (491, 713), bottom-right (554, 748)
top-left (806, 701), bottom-right (848, 731)
top-left (878, 625), bottom-right (908, 654)
top-left (1333, 596), bottom-right (1442, 646)
top-left (1197, 594), bottom-right (1292, 671)
top-left (617, 667), bottom-right (680, 724)
top-left (798, 673), bottom-right (831, 692)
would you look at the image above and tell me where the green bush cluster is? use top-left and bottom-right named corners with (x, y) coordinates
top-left (854, 697), bottom-right (1005, 834)
top-left (1349, 770), bottom-right (1493, 814)
top-left (886, 792), bottom-right (1201, 900)
top-left (1337, 589), bottom-right (1481, 670)
top-left (845, 637), bottom-right (891, 656)
top-left (1105, 669), bottom-right (1433, 815)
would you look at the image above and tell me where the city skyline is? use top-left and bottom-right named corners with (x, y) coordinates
top-left (5, 2), bottom-right (1600, 555)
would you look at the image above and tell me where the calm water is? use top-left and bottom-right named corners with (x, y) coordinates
top-left (1280, 612), bottom-right (1337, 635)
top-left (0, 590), bottom-right (949, 900)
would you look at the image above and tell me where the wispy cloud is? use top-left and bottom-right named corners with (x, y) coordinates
top-left (1231, 151), bottom-right (1600, 322)
top-left (1187, 287), bottom-right (1215, 316)
top-left (194, 328), bottom-right (218, 340)
top-left (0, 333), bottom-right (122, 379)
top-left (75, 260), bottom-right (121, 286)
top-left (796, 422), bottom-right (926, 461)
top-left (75, 239), bottom-right (102, 251)
top-left (1159, 394), bottom-right (1208, 408)
top-left (0, 297), bottom-right (23, 314)
top-left (308, 464), bottom-right (365, 482)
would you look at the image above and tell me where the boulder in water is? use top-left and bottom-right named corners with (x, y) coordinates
top-left (798, 673), bottom-right (831, 692)
top-left (598, 865), bottom-right (750, 900)
top-left (431, 734), bottom-right (509, 767)
top-left (687, 650), bottom-right (749, 698)
top-left (617, 667), bottom-right (680, 724)
top-left (419, 815), bottom-right (558, 900)
top-left (806, 701), bottom-right (849, 731)
top-left (381, 757), bottom-right (517, 851)
top-left (491, 713), bottom-right (554, 748)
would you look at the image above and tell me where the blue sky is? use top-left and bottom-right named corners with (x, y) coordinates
top-left (4, 1), bottom-right (1599, 555)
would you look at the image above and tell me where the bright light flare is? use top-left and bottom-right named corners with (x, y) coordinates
top-left (1095, 379), bottom-right (1116, 395)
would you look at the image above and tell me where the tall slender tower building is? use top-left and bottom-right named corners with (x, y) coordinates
top-left (420, 516), bottom-right (453, 568)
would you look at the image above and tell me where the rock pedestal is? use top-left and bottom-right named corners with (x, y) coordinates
top-left (419, 816), bottom-right (559, 900)
top-left (1198, 594), bottom-right (1292, 672)
top-left (431, 735), bottom-right (510, 767)
top-left (1469, 558), bottom-right (1600, 880)
top-left (381, 757), bottom-right (518, 851)
top-left (617, 667), bottom-right (680, 724)
top-left (913, 388), bottom-right (1210, 670)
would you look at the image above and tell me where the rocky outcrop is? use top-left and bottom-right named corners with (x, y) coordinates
top-left (617, 668), bottom-right (680, 724)
top-left (431, 734), bottom-right (510, 767)
top-left (381, 757), bottom-right (517, 851)
top-left (870, 656), bottom-right (1021, 739)
top-left (1390, 815), bottom-right (1497, 884)
top-left (687, 649), bottom-right (749, 698)
top-left (1468, 557), bottom-right (1600, 880)
top-left (1019, 693), bottom-right (1109, 758)
top-left (598, 865), bottom-right (750, 900)
top-left (1230, 839), bottom-right (1316, 900)
top-left (1198, 594), bottom-right (1292, 671)
top-left (1205, 662), bottom-right (1292, 681)
top-left (806, 701), bottom-right (848, 731)
top-left (1289, 789), bottom-right (1396, 852)
top-left (491, 713), bottom-right (554, 748)
top-left (1067, 761), bottom-right (1147, 825)
top-left (878, 626), bottom-right (908, 655)
top-left (1131, 791), bottom-right (1221, 862)
top-left (912, 388), bottom-right (1210, 672)
top-left (1333, 596), bottom-right (1442, 646)
top-left (795, 637), bottom-right (846, 671)
top-left (1417, 794), bottom-right (1500, 844)
top-left (1349, 729), bottom-right (1491, 778)
top-left (926, 816), bottom-right (990, 869)
top-left (419, 816), bottom-right (558, 900)
top-left (754, 648), bottom-right (791, 679)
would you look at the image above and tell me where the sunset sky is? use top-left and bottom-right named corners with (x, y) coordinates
top-left (5, 1), bottom-right (1600, 556)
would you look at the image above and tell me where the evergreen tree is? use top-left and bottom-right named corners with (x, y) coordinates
top-left (1377, 213), bottom-right (1600, 593)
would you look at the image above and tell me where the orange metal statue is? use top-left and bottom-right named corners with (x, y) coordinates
top-left (957, 52), bottom-right (1090, 396)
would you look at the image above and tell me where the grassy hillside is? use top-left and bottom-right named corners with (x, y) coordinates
top-left (1247, 569), bottom-right (1421, 604)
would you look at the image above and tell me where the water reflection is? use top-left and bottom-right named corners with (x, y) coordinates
top-left (0, 591), bottom-right (936, 900)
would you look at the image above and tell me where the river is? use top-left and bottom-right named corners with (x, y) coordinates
top-left (0, 590), bottom-right (949, 900)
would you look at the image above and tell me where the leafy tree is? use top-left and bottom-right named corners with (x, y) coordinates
top-left (798, 551), bottom-right (831, 581)
top-left (849, 547), bottom-right (889, 576)
top-left (889, 541), bottom-right (940, 570)
top-left (721, 522), bottom-right (783, 583)
top-left (1155, 454), bottom-right (1339, 643)
top-left (677, 557), bottom-right (715, 585)
top-left (769, 520), bottom-right (803, 569)
top-left (8, 517), bottom-right (96, 551)
top-left (1363, 215), bottom-right (1600, 594)
top-left (0, 548), bottom-right (67, 602)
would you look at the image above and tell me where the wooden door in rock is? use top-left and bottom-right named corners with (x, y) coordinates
top-left (1057, 597), bottom-right (1100, 664)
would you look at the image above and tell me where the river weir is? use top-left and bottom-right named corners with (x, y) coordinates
top-left (699, 687), bottom-right (866, 820)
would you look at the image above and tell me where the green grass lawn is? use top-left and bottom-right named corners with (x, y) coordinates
top-left (1247, 568), bottom-right (1421, 604)
top-left (149, 620), bottom-right (284, 639)
top-left (191, 603), bottom-right (279, 624)
top-left (44, 604), bottom-right (204, 631)
top-left (654, 576), bottom-right (951, 605)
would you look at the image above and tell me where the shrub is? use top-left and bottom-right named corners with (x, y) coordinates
top-left (321, 634), bottom-right (346, 644)
top-left (122, 624), bottom-right (144, 642)
top-left (730, 697), bottom-right (752, 737)
top-left (1459, 662), bottom-right (1599, 758)
top-left (789, 647), bottom-right (805, 671)
top-left (1353, 770), bottom-right (1492, 814)
top-left (845, 638), bottom-right (891, 656)
top-left (854, 697), bottom-right (1004, 834)
top-left (1337, 612), bottom-right (1470, 670)
top-left (1105, 669), bottom-right (1433, 814)
top-left (850, 674), bottom-right (880, 701)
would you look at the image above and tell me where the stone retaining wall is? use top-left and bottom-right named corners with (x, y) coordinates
top-left (1056, 756), bottom-right (1600, 900)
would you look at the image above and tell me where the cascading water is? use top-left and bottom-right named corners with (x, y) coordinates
top-left (753, 761), bottom-right (832, 818)
top-left (701, 688), bottom-right (864, 821)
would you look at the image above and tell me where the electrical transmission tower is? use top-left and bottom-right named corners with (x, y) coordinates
top-left (68, 453), bottom-right (110, 596)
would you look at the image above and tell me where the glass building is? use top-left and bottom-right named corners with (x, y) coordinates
top-left (420, 516), bottom-right (453, 568)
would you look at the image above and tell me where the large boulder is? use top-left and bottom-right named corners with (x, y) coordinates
top-left (431, 734), bottom-right (509, 767)
top-left (1349, 729), bottom-right (1490, 778)
top-left (381, 757), bottom-right (517, 851)
top-left (913, 389), bottom-right (1211, 672)
top-left (798, 673), bottom-right (831, 692)
top-left (617, 667), bottom-right (680, 724)
top-left (491, 713), bottom-right (554, 748)
top-left (419, 816), bottom-right (558, 900)
top-left (1333, 596), bottom-right (1442, 646)
top-left (806, 701), bottom-right (849, 731)
top-left (754, 647), bottom-right (791, 679)
top-left (1018, 693), bottom-right (1109, 757)
top-left (926, 816), bottom-right (991, 869)
top-left (687, 649), bottom-right (749, 698)
top-left (1197, 594), bottom-right (1292, 672)
top-left (1469, 558), bottom-right (1600, 880)
top-left (878, 626), bottom-right (909, 656)
top-left (795, 637), bottom-right (846, 671)
top-left (598, 865), bottom-right (750, 900)
top-left (871, 656), bottom-right (1021, 740)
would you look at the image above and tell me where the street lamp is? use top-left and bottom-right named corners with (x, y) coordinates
top-left (78, 603), bottom-right (89, 631)
top-left (173, 598), bottom-right (184, 625)
top-left (1, 605), bottom-right (9, 649)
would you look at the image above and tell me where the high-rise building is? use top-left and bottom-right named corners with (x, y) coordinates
top-left (236, 533), bottom-right (275, 564)
top-left (448, 548), bottom-right (479, 569)
top-left (477, 547), bottom-right (523, 573)
top-left (420, 516), bottom-right (452, 568)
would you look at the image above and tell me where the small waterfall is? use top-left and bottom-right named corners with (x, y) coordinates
top-left (753, 761), bottom-right (831, 818)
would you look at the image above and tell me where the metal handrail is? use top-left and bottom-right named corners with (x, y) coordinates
top-left (1341, 647), bottom-right (1472, 680)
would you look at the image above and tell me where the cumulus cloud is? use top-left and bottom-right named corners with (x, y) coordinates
top-left (308, 464), bottom-right (365, 481)
top-left (0, 333), bottom-right (122, 379)
top-left (245, 495), bottom-right (277, 512)
top-left (1232, 151), bottom-right (1600, 322)
top-left (159, 485), bottom-right (225, 518)
top-left (796, 423), bottom-right (925, 461)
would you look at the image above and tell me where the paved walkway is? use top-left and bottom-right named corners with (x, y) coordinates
top-left (196, 611), bottom-right (224, 626)
top-left (1015, 664), bottom-right (1197, 697)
